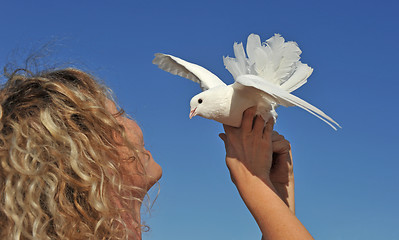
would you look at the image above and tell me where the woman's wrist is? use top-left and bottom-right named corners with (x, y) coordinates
top-left (231, 168), bottom-right (276, 197)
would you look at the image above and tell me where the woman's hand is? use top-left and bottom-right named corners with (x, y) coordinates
top-left (219, 107), bottom-right (295, 212)
top-left (219, 107), bottom-right (275, 188)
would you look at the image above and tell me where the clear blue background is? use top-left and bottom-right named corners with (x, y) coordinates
top-left (1, 0), bottom-right (398, 239)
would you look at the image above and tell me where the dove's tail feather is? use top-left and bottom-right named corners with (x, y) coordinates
top-left (236, 75), bottom-right (341, 130)
top-left (285, 94), bottom-right (341, 130)
top-left (224, 33), bottom-right (312, 93)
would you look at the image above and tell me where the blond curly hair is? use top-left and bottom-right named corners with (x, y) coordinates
top-left (0, 68), bottom-right (147, 239)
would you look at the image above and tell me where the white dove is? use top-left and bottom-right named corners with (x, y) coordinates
top-left (153, 33), bottom-right (341, 130)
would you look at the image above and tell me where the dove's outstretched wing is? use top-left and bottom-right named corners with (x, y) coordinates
top-left (224, 34), bottom-right (314, 92)
top-left (153, 53), bottom-right (226, 91)
top-left (235, 75), bottom-right (341, 130)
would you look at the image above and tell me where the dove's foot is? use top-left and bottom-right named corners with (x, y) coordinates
top-left (270, 109), bottom-right (278, 123)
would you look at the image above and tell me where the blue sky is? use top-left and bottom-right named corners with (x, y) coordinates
top-left (1, 0), bottom-right (398, 239)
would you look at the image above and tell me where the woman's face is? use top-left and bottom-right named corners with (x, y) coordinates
top-left (106, 100), bottom-right (162, 191)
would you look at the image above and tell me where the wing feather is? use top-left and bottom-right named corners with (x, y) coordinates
top-left (153, 53), bottom-right (226, 91)
top-left (280, 63), bottom-right (313, 92)
top-left (235, 75), bottom-right (341, 130)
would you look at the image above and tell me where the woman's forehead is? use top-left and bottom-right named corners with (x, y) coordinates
top-left (129, 119), bottom-right (143, 139)
top-left (105, 99), bottom-right (118, 114)
top-left (105, 99), bottom-right (144, 142)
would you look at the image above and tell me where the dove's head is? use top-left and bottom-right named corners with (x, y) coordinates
top-left (189, 93), bottom-right (206, 119)
top-left (189, 87), bottom-right (231, 120)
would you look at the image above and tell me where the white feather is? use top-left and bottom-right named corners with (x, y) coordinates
top-left (226, 33), bottom-right (309, 89)
top-left (280, 63), bottom-right (313, 92)
top-left (223, 57), bottom-right (240, 79)
top-left (235, 75), bottom-right (340, 130)
top-left (153, 53), bottom-right (226, 91)
top-left (246, 34), bottom-right (262, 62)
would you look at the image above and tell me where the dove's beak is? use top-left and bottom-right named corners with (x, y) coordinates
top-left (189, 107), bottom-right (197, 119)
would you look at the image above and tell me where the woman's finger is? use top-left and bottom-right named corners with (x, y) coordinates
top-left (253, 115), bottom-right (265, 136)
top-left (272, 131), bottom-right (285, 142)
top-left (219, 133), bottom-right (227, 142)
top-left (223, 123), bottom-right (235, 135)
top-left (219, 133), bottom-right (228, 151)
top-left (263, 118), bottom-right (274, 140)
top-left (241, 107), bottom-right (256, 132)
top-left (272, 139), bottom-right (291, 153)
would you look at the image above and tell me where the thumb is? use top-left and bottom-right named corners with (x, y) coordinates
top-left (219, 133), bottom-right (227, 142)
top-left (219, 133), bottom-right (228, 152)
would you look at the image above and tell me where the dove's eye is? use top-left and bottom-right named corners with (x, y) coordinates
top-left (198, 99), bottom-right (203, 104)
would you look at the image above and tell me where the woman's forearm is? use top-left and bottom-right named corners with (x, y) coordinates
top-left (236, 176), bottom-right (312, 240)
top-left (272, 175), bottom-right (295, 214)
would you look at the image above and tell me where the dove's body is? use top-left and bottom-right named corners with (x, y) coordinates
top-left (191, 84), bottom-right (276, 127)
top-left (153, 34), bottom-right (341, 130)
